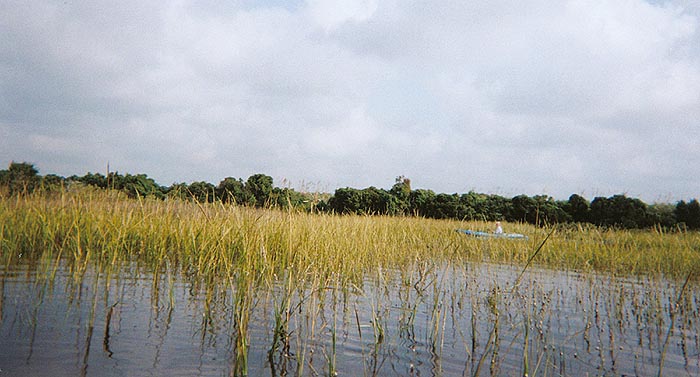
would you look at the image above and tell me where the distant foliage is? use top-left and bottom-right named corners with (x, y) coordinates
top-left (676, 199), bottom-right (700, 230)
top-left (0, 162), bottom-right (41, 195)
top-left (187, 181), bottom-right (216, 203)
top-left (245, 174), bottom-right (274, 206)
top-left (110, 173), bottom-right (166, 199)
top-left (2, 162), bottom-right (699, 230)
top-left (589, 195), bottom-right (651, 229)
top-left (408, 189), bottom-right (435, 217)
top-left (217, 177), bottom-right (246, 204)
top-left (328, 187), bottom-right (396, 215)
top-left (566, 194), bottom-right (590, 223)
top-left (326, 182), bottom-right (698, 230)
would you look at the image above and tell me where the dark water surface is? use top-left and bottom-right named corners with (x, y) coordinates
top-left (1, 259), bottom-right (698, 376)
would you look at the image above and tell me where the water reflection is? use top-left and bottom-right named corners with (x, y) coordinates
top-left (1, 259), bottom-right (698, 376)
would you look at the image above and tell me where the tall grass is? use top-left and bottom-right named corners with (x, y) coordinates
top-left (2, 189), bottom-right (699, 376)
top-left (1, 188), bottom-right (699, 282)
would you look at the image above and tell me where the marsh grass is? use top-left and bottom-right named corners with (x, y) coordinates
top-left (2, 189), bottom-right (700, 375)
top-left (2, 188), bottom-right (699, 283)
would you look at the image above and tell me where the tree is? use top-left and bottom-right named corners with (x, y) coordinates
top-left (590, 195), bottom-right (651, 229)
top-left (329, 187), bottom-right (364, 214)
top-left (103, 172), bottom-right (165, 199)
top-left (408, 189), bottom-right (435, 217)
top-left (647, 203), bottom-right (677, 229)
top-left (188, 181), bottom-right (216, 203)
top-left (362, 186), bottom-right (400, 215)
top-left (270, 187), bottom-right (308, 209)
top-left (507, 195), bottom-right (569, 225)
top-left (0, 162), bottom-right (41, 195)
top-left (482, 194), bottom-right (511, 222)
top-left (166, 182), bottom-right (190, 200)
top-left (566, 194), bottom-right (590, 223)
top-left (361, 186), bottom-right (385, 214)
top-left (427, 193), bottom-right (460, 219)
top-left (532, 195), bottom-right (570, 224)
top-left (245, 174), bottom-right (274, 207)
top-left (123, 174), bottom-right (166, 199)
top-left (41, 174), bottom-right (65, 191)
top-left (455, 192), bottom-right (480, 220)
top-left (389, 176), bottom-right (411, 214)
top-left (79, 172), bottom-right (108, 189)
top-left (510, 195), bottom-right (537, 223)
top-left (675, 199), bottom-right (700, 229)
top-left (217, 177), bottom-right (246, 204)
top-left (459, 191), bottom-right (491, 221)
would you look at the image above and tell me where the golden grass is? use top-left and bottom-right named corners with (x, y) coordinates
top-left (2, 188), bottom-right (698, 376)
top-left (1, 187), bottom-right (698, 283)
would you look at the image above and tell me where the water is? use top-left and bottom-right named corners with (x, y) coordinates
top-left (1, 259), bottom-right (698, 376)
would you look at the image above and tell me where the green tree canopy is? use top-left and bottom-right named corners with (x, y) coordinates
top-left (566, 194), bottom-right (590, 223)
top-left (245, 174), bottom-right (274, 207)
top-left (408, 189), bottom-right (436, 217)
top-left (676, 199), bottom-right (700, 229)
top-left (590, 195), bottom-right (651, 228)
top-left (188, 181), bottom-right (216, 203)
top-left (0, 162), bottom-right (41, 195)
top-left (217, 177), bottom-right (246, 204)
top-left (329, 187), bottom-right (363, 214)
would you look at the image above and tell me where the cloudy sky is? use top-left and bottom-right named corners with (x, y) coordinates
top-left (2, 0), bottom-right (699, 202)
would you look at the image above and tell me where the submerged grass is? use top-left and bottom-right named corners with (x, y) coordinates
top-left (2, 189), bottom-right (700, 376)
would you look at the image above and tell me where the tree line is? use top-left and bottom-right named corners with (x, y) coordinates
top-left (2, 162), bottom-right (699, 230)
top-left (0, 162), bottom-right (315, 210)
top-left (328, 177), bottom-right (700, 230)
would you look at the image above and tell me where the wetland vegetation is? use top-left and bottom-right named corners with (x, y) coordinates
top-left (2, 162), bottom-right (699, 230)
top-left (1, 162), bottom-right (700, 376)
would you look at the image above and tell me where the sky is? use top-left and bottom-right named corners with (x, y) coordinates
top-left (1, 0), bottom-right (699, 203)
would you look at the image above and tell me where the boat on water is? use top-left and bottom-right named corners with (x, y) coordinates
top-left (456, 229), bottom-right (528, 240)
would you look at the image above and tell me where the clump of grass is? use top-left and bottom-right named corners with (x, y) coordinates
top-left (2, 188), bottom-right (699, 285)
top-left (0, 188), bottom-right (465, 286)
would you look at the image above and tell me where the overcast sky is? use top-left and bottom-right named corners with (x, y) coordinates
top-left (2, 0), bottom-right (699, 202)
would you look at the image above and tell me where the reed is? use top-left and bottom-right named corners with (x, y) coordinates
top-left (2, 189), bottom-right (699, 283)
top-left (2, 186), bottom-right (698, 376)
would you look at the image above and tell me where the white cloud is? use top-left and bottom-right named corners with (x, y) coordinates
top-left (306, 0), bottom-right (378, 31)
top-left (1, 0), bottom-right (699, 201)
top-left (306, 108), bottom-right (378, 157)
